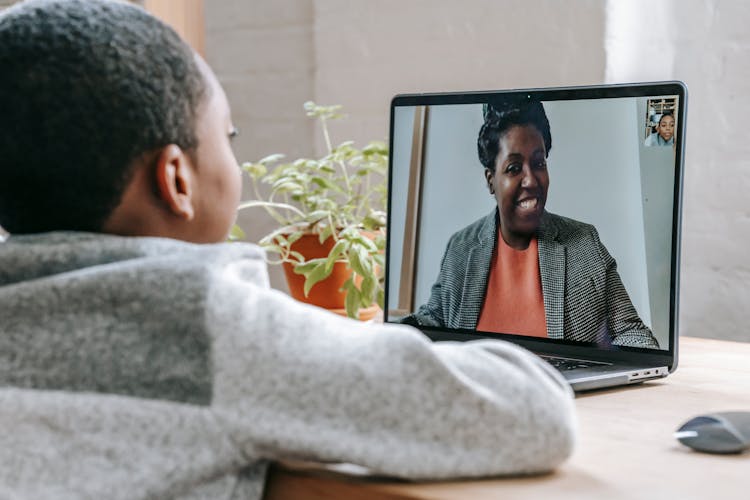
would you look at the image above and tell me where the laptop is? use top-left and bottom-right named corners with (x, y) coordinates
top-left (384, 82), bottom-right (686, 392)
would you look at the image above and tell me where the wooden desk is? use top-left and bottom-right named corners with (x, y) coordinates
top-left (263, 337), bottom-right (750, 500)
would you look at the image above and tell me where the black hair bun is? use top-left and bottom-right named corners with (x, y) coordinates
top-left (484, 98), bottom-right (544, 122)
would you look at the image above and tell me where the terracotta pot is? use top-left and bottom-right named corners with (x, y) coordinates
top-left (282, 232), bottom-right (381, 321)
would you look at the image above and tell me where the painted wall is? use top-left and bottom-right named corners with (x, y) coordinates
top-left (606, 0), bottom-right (750, 342)
top-left (204, 0), bottom-right (315, 291)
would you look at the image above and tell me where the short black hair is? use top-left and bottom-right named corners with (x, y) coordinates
top-left (658, 111), bottom-right (674, 124)
top-left (477, 99), bottom-right (552, 172)
top-left (0, 0), bottom-right (207, 233)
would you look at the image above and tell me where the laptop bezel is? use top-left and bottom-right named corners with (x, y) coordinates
top-left (384, 81), bottom-right (686, 373)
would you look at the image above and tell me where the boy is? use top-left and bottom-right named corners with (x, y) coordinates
top-left (0, 1), bottom-right (575, 498)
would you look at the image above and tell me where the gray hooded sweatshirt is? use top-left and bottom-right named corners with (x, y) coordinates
top-left (0, 232), bottom-right (575, 499)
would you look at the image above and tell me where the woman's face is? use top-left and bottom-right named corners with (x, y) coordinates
top-left (657, 115), bottom-right (675, 142)
top-left (485, 124), bottom-right (549, 249)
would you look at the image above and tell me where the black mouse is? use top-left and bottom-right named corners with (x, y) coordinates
top-left (675, 411), bottom-right (750, 454)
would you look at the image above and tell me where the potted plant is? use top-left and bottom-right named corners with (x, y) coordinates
top-left (235, 102), bottom-right (388, 320)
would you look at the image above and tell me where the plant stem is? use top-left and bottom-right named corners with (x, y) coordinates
top-left (327, 213), bottom-right (339, 242)
top-left (251, 179), bottom-right (288, 225)
top-left (356, 183), bottom-right (380, 218)
top-left (321, 117), bottom-right (333, 154)
top-left (238, 200), bottom-right (306, 219)
top-left (321, 116), bottom-right (352, 194)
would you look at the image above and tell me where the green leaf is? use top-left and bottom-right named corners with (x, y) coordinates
top-left (317, 224), bottom-right (334, 244)
top-left (376, 287), bottom-right (385, 309)
top-left (340, 277), bottom-right (353, 293)
top-left (272, 181), bottom-right (304, 194)
top-left (311, 176), bottom-right (344, 193)
top-left (358, 246), bottom-right (373, 276)
top-left (259, 224), bottom-right (307, 247)
top-left (362, 141), bottom-right (388, 155)
top-left (266, 163), bottom-right (291, 183)
top-left (306, 210), bottom-right (330, 224)
top-left (303, 260), bottom-right (333, 297)
top-left (325, 239), bottom-right (348, 273)
top-left (286, 231), bottom-right (304, 246)
top-left (259, 153), bottom-right (285, 164)
top-left (262, 244), bottom-right (285, 256)
top-left (241, 162), bottom-right (267, 178)
top-left (259, 232), bottom-right (289, 249)
top-left (347, 245), bottom-right (371, 278)
top-left (344, 280), bottom-right (361, 319)
top-left (303, 159), bottom-right (320, 170)
top-left (354, 234), bottom-right (378, 252)
top-left (338, 226), bottom-right (359, 240)
top-left (374, 233), bottom-right (386, 250)
top-left (293, 258), bottom-right (327, 275)
top-left (362, 213), bottom-right (382, 230)
top-left (228, 224), bottom-right (245, 241)
top-left (360, 275), bottom-right (375, 306)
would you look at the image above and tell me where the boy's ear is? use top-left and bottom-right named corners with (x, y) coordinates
top-left (153, 144), bottom-right (195, 221)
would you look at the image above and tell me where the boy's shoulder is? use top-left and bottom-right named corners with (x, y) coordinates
top-left (0, 231), bottom-right (270, 405)
top-left (0, 231), bottom-right (266, 283)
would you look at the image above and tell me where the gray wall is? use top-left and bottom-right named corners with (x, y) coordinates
top-left (205, 0), bottom-right (315, 292)
top-left (606, 0), bottom-right (750, 342)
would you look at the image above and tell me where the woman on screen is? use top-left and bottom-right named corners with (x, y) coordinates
top-left (644, 112), bottom-right (675, 147)
top-left (403, 99), bottom-right (659, 349)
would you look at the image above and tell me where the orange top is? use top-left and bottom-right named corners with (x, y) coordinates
top-left (476, 235), bottom-right (548, 337)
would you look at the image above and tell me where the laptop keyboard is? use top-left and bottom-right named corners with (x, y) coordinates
top-left (540, 355), bottom-right (609, 372)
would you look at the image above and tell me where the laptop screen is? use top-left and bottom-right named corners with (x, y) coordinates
top-left (385, 83), bottom-right (685, 353)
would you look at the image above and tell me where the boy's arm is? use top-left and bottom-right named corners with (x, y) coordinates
top-left (207, 264), bottom-right (576, 479)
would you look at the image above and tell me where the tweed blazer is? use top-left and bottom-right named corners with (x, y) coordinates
top-left (407, 210), bottom-right (659, 349)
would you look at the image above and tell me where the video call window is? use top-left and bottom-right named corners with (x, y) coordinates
top-left (387, 95), bottom-right (680, 351)
top-left (644, 97), bottom-right (678, 147)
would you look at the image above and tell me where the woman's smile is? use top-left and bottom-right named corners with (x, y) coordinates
top-left (516, 195), bottom-right (541, 211)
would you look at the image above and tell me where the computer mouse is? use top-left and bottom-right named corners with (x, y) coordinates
top-left (675, 411), bottom-right (750, 454)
